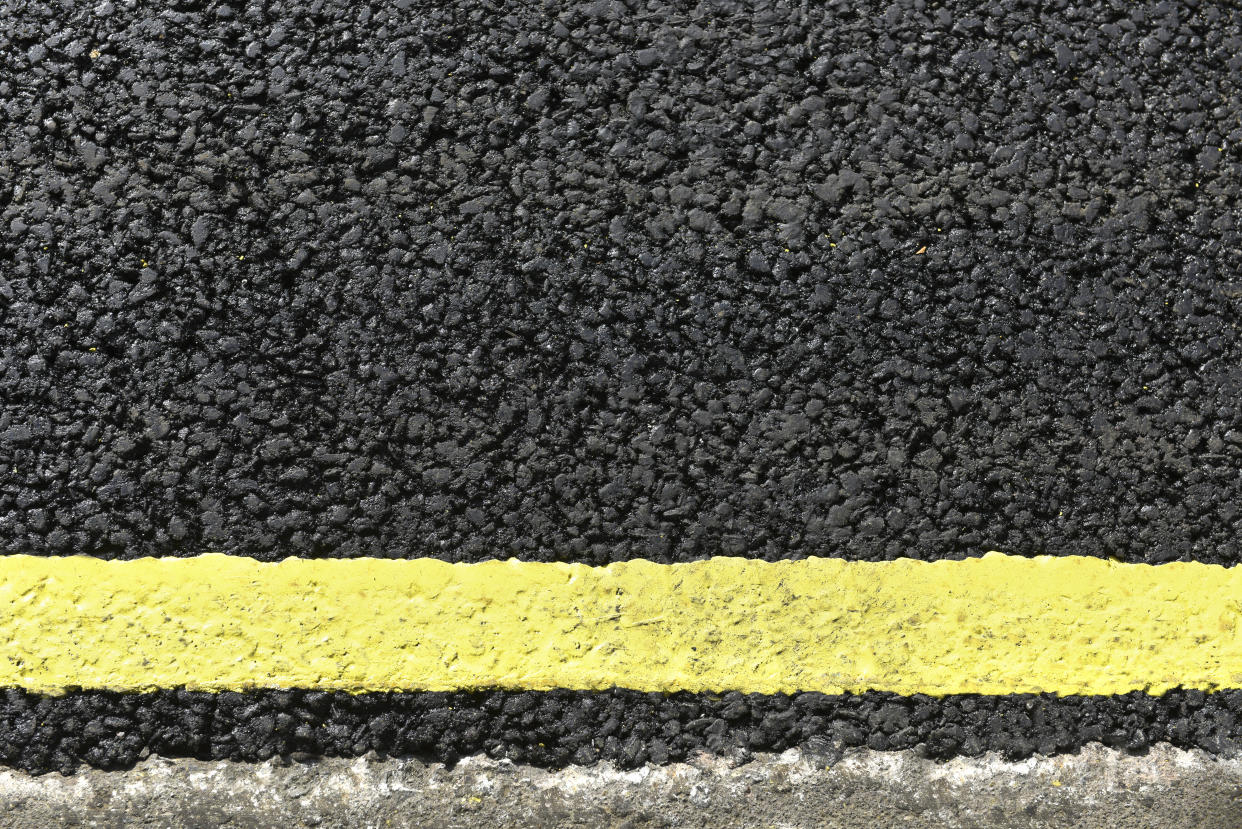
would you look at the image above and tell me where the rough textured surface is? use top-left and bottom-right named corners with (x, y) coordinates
top-left (5, 553), bottom-right (1242, 696)
top-left (3, 688), bottom-right (1242, 775)
top-left (2, 0), bottom-right (1242, 565)
top-left (2, 745), bottom-right (1241, 828)
top-left (5, 0), bottom-right (1242, 784)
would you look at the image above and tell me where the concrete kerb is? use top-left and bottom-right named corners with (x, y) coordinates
top-left (2, 743), bottom-right (1240, 828)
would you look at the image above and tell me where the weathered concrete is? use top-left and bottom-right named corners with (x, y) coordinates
top-left (2, 744), bottom-right (1240, 828)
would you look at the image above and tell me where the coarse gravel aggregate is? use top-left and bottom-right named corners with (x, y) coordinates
top-left (2, 0), bottom-right (1242, 771)
top-left (2, 0), bottom-right (1241, 565)
top-left (0, 688), bottom-right (1240, 776)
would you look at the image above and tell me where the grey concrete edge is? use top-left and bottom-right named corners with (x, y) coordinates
top-left (2, 744), bottom-right (1241, 829)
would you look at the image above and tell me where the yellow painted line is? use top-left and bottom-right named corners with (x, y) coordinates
top-left (0, 552), bottom-right (1240, 696)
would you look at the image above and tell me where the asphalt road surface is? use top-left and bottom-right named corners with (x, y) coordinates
top-left (1, 0), bottom-right (1240, 775)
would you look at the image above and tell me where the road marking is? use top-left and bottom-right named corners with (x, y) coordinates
top-left (1, 552), bottom-right (1239, 696)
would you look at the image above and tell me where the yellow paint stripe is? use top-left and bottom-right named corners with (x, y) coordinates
top-left (1, 553), bottom-right (1240, 696)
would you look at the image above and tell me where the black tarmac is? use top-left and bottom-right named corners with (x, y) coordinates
top-left (2, 0), bottom-right (1242, 769)
top-left (2, 0), bottom-right (1240, 565)
top-left (1, 688), bottom-right (1240, 775)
